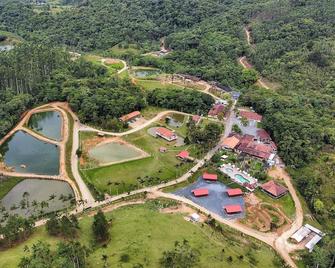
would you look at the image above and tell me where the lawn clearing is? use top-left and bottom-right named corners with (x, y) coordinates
top-left (0, 177), bottom-right (23, 199)
top-left (0, 202), bottom-right (283, 268)
top-left (80, 126), bottom-right (200, 195)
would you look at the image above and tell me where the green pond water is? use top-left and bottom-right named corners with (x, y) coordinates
top-left (0, 131), bottom-right (60, 175)
top-left (28, 110), bottom-right (62, 141)
top-left (0, 179), bottom-right (73, 217)
top-left (134, 69), bottom-right (160, 78)
top-left (88, 142), bottom-right (143, 164)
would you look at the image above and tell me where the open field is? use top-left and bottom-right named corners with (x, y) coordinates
top-left (82, 54), bottom-right (124, 75)
top-left (80, 126), bottom-right (201, 196)
top-left (0, 177), bottom-right (23, 199)
top-left (0, 31), bottom-right (23, 45)
top-left (0, 202), bottom-right (282, 268)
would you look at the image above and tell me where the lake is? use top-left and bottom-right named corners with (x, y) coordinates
top-left (134, 69), bottom-right (160, 78)
top-left (0, 131), bottom-right (60, 175)
top-left (28, 110), bottom-right (63, 141)
top-left (1, 179), bottom-right (74, 217)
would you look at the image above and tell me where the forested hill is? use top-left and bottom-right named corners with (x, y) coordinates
top-left (0, 0), bottom-right (227, 50)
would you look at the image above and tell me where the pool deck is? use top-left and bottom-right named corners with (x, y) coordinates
top-left (174, 178), bottom-right (245, 220)
top-left (220, 163), bottom-right (258, 191)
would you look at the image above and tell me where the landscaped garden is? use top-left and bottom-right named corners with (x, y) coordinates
top-left (0, 201), bottom-right (283, 268)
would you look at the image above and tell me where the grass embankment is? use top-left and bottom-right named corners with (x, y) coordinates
top-left (0, 202), bottom-right (282, 268)
top-left (80, 125), bottom-right (201, 196)
top-left (0, 177), bottom-right (23, 199)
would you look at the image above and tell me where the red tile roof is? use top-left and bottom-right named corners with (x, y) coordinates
top-left (240, 111), bottom-right (262, 121)
top-left (261, 180), bottom-right (288, 197)
top-left (208, 104), bottom-right (225, 116)
top-left (227, 188), bottom-right (243, 197)
top-left (177, 150), bottom-right (189, 159)
top-left (192, 115), bottom-right (201, 123)
top-left (192, 188), bottom-right (209, 197)
top-left (257, 129), bottom-right (271, 140)
top-left (224, 204), bottom-right (242, 214)
top-left (221, 136), bottom-right (240, 149)
top-left (202, 172), bottom-right (218, 181)
top-left (119, 111), bottom-right (141, 122)
top-left (156, 127), bottom-right (176, 139)
top-left (237, 135), bottom-right (274, 160)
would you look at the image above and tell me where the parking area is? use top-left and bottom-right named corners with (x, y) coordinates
top-left (174, 178), bottom-right (245, 220)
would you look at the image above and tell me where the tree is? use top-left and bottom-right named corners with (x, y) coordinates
top-left (160, 240), bottom-right (200, 268)
top-left (92, 210), bottom-right (110, 243)
top-left (232, 124), bottom-right (242, 134)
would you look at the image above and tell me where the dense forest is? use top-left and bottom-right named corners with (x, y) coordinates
top-left (0, 0), bottom-right (335, 266)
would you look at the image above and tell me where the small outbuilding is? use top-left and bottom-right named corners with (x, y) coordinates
top-left (119, 111), bottom-right (141, 123)
top-left (192, 188), bottom-right (209, 197)
top-left (202, 172), bottom-right (218, 181)
top-left (224, 204), bottom-right (242, 214)
top-left (177, 150), bottom-right (189, 160)
top-left (260, 180), bottom-right (288, 199)
top-left (227, 188), bottom-right (243, 197)
top-left (190, 213), bottom-right (200, 222)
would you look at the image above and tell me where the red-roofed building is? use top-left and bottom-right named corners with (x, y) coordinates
top-left (192, 188), bottom-right (209, 197)
top-left (257, 129), bottom-right (271, 142)
top-left (192, 115), bottom-right (201, 124)
top-left (119, 111), bottom-right (141, 123)
top-left (224, 204), bottom-right (242, 214)
top-left (261, 180), bottom-right (288, 198)
top-left (208, 104), bottom-right (225, 117)
top-left (177, 150), bottom-right (189, 160)
top-left (227, 188), bottom-right (243, 197)
top-left (237, 134), bottom-right (275, 161)
top-left (202, 172), bottom-right (218, 181)
top-left (155, 127), bottom-right (177, 141)
top-left (239, 110), bottom-right (262, 122)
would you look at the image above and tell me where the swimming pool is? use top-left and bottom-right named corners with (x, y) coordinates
top-left (234, 174), bottom-right (250, 184)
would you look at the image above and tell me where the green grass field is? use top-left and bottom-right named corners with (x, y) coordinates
top-left (0, 202), bottom-right (282, 268)
top-left (80, 126), bottom-right (201, 195)
top-left (0, 31), bottom-right (23, 45)
top-left (82, 54), bottom-right (124, 75)
top-left (0, 177), bottom-right (23, 199)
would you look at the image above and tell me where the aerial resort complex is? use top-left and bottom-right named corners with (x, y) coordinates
top-left (0, 0), bottom-right (333, 267)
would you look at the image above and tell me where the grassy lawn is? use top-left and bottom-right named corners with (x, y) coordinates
top-left (136, 79), bottom-right (185, 91)
top-left (0, 31), bottom-right (23, 45)
top-left (82, 54), bottom-right (123, 75)
top-left (80, 126), bottom-right (201, 195)
top-left (0, 202), bottom-right (282, 268)
top-left (0, 177), bottom-right (23, 199)
top-left (141, 105), bottom-right (167, 119)
top-left (254, 189), bottom-right (296, 219)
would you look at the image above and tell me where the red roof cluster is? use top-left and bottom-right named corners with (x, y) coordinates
top-left (257, 129), bottom-right (271, 140)
top-left (202, 172), bottom-right (218, 181)
top-left (224, 204), bottom-right (242, 214)
top-left (237, 135), bottom-right (274, 160)
top-left (177, 150), bottom-right (189, 159)
top-left (227, 188), bottom-right (243, 197)
top-left (119, 111), bottom-right (141, 122)
top-left (239, 110), bottom-right (262, 122)
top-left (208, 104), bottom-right (225, 116)
top-left (261, 180), bottom-right (288, 198)
top-left (192, 188), bottom-right (209, 197)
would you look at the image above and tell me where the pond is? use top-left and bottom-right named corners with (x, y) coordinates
top-left (134, 69), bottom-right (160, 78)
top-left (88, 141), bottom-right (146, 165)
top-left (166, 115), bottom-right (184, 128)
top-left (28, 110), bottom-right (63, 141)
top-left (0, 45), bottom-right (14, 52)
top-left (0, 131), bottom-right (60, 175)
top-left (0, 179), bottom-right (74, 217)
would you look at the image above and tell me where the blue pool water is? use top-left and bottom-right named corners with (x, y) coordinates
top-left (234, 174), bottom-right (249, 183)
